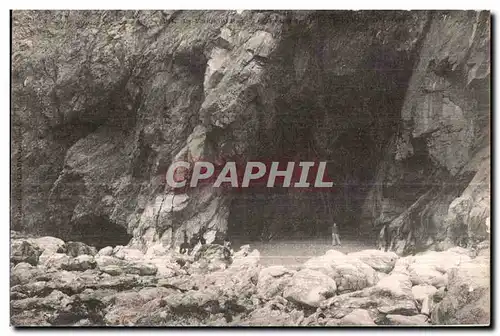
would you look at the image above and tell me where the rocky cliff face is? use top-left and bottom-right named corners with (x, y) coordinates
top-left (11, 10), bottom-right (490, 254)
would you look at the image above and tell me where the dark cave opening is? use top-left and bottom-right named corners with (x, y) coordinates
top-left (227, 28), bottom-right (418, 243)
top-left (68, 215), bottom-right (132, 250)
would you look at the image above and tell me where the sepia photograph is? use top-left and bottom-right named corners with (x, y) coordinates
top-left (9, 9), bottom-right (491, 327)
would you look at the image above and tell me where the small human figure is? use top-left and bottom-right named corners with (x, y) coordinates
top-left (331, 222), bottom-right (341, 246)
top-left (223, 237), bottom-right (232, 260)
top-left (198, 227), bottom-right (207, 245)
top-left (179, 230), bottom-right (189, 254)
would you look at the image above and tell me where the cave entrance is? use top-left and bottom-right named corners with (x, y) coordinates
top-left (69, 215), bottom-right (131, 250)
top-left (226, 17), bottom-right (418, 250)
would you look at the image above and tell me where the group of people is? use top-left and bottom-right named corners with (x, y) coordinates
top-left (179, 227), bottom-right (233, 260)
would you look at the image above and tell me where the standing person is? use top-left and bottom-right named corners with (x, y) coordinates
top-left (223, 236), bottom-right (233, 260)
top-left (331, 222), bottom-right (341, 246)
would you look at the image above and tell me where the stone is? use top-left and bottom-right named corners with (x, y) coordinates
top-left (408, 264), bottom-right (447, 287)
top-left (411, 285), bottom-right (437, 303)
top-left (42, 253), bottom-right (72, 270)
top-left (11, 239), bottom-right (42, 266)
top-left (11, 262), bottom-right (42, 286)
top-left (348, 249), bottom-right (398, 273)
top-left (97, 246), bottom-right (113, 257)
top-left (338, 309), bottom-right (375, 326)
top-left (257, 265), bottom-right (295, 300)
top-left (29, 236), bottom-right (66, 254)
top-left (431, 257), bottom-right (490, 325)
top-left (303, 250), bottom-right (378, 293)
top-left (283, 269), bottom-right (337, 308)
top-left (62, 255), bottom-right (97, 271)
top-left (65, 241), bottom-right (97, 257)
top-left (386, 314), bottom-right (429, 325)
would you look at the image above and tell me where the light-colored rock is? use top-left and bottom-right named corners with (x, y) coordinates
top-left (42, 253), bottom-right (71, 270)
top-left (338, 309), bottom-right (375, 326)
top-left (431, 257), bottom-right (490, 325)
top-left (283, 269), bottom-right (337, 307)
top-left (62, 255), bottom-right (96, 271)
top-left (11, 239), bottom-right (42, 266)
top-left (257, 265), bottom-right (295, 299)
top-left (303, 250), bottom-right (378, 293)
top-left (348, 249), bottom-right (398, 273)
top-left (97, 246), bottom-right (113, 257)
top-left (29, 236), bottom-right (66, 254)
top-left (386, 314), bottom-right (429, 325)
top-left (408, 263), bottom-right (447, 288)
top-left (412, 285), bottom-right (437, 303)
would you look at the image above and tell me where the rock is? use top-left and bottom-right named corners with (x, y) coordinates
top-left (412, 250), bottom-right (471, 274)
top-left (411, 285), bottom-right (437, 303)
top-left (29, 236), bottom-right (66, 254)
top-left (431, 257), bottom-right (490, 325)
top-left (97, 246), bottom-right (113, 257)
top-left (257, 265), bottom-right (295, 299)
top-left (234, 305), bottom-right (304, 326)
top-left (65, 241), bottom-right (97, 257)
top-left (114, 247), bottom-right (145, 261)
top-left (100, 265), bottom-right (124, 276)
top-left (283, 269), bottom-right (337, 308)
top-left (421, 295), bottom-right (433, 316)
top-left (62, 255), bottom-right (97, 271)
top-left (11, 239), bottom-right (42, 265)
top-left (386, 314), bottom-right (429, 325)
top-left (11, 262), bottom-right (42, 286)
top-left (338, 309), bottom-right (375, 326)
top-left (408, 264), bottom-right (447, 287)
top-left (124, 262), bottom-right (158, 276)
top-left (348, 249), bottom-right (398, 273)
top-left (303, 250), bottom-right (378, 293)
top-left (192, 244), bottom-right (230, 272)
top-left (42, 253), bottom-right (72, 270)
top-left (375, 272), bottom-right (413, 298)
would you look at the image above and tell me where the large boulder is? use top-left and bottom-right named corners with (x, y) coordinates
top-left (303, 250), bottom-right (378, 293)
top-left (257, 266), bottom-right (295, 300)
top-left (348, 249), bottom-right (398, 273)
top-left (29, 236), bottom-right (66, 254)
top-left (11, 239), bottom-right (42, 266)
top-left (338, 309), bottom-right (375, 326)
top-left (283, 269), bottom-right (337, 308)
top-left (411, 285), bottom-right (438, 303)
top-left (385, 314), bottom-right (429, 325)
top-left (61, 255), bottom-right (97, 271)
top-left (431, 256), bottom-right (490, 325)
top-left (65, 241), bottom-right (97, 257)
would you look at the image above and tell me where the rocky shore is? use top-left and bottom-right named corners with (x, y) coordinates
top-left (10, 231), bottom-right (490, 326)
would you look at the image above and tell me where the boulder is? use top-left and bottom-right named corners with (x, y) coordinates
top-left (386, 314), bottom-right (429, 325)
top-left (257, 266), bottom-right (295, 300)
top-left (41, 253), bottom-right (72, 270)
top-left (303, 250), bottom-right (378, 293)
top-left (11, 262), bottom-right (42, 286)
top-left (65, 241), bottom-right (97, 257)
top-left (61, 255), bottom-right (97, 271)
top-left (283, 269), bottom-right (337, 307)
top-left (11, 239), bottom-right (42, 266)
top-left (408, 264), bottom-right (447, 288)
top-left (411, 285), bottom-right (437, 303)
top-left (348, 249), bottom-right (398, 273)
top-left (29, 236), bottom-right (66, 254)
top-left (431, 257), bottom-right (490, 325)
top-left (97, 246), bottom-right (113, 257)
top-left (338, 309), bottom-right (375, 326)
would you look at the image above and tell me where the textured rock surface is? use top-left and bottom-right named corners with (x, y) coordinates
top-left (363, 11), bottom-right (490, 255)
